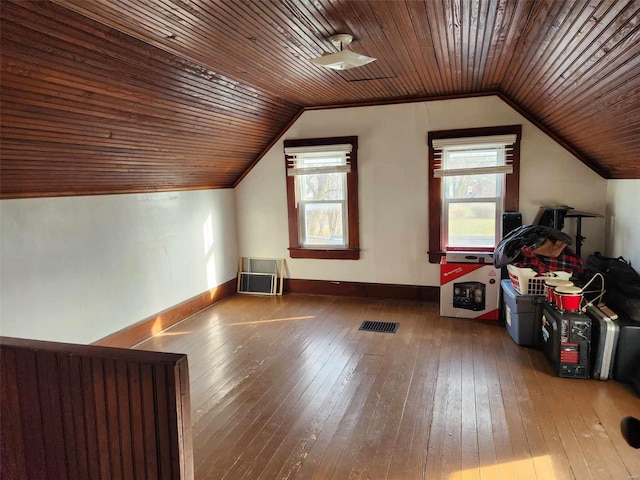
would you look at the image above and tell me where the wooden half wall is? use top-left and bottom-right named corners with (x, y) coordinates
top-left (0, 337), bottom-right (193, 480)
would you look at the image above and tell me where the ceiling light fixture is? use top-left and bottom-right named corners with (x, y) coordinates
top-left (310, 34), bottom-right (376, 71)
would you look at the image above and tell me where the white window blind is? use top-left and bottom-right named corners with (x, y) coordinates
top-left (432, 134), bottom-right (517, 178)
top-left (285, 144), bottom-right (352, 176)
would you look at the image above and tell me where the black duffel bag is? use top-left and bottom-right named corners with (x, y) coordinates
top-left (586, 252), bottom-right (640, 298)
top-left (586, 252), bottom-right (640, 321)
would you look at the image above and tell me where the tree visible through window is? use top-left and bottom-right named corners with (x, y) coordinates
top-left (297, 159), bottom-right (347, 246)
top-left (442, 147), bottom-right (505, 249)
top-left (285, 136), bottom-right (359, 259)
top-left (428, 125), bottom-right (521, 263)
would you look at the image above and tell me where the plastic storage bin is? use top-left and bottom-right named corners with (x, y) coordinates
top-left (501, 279), bottom-right (544, 347)
top-left (506, 264), bottom-right (571, 295)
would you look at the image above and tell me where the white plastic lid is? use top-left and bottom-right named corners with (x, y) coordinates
top-left (544, 279), bottom-right (574, 287)
top-left (555, 285), bottom-right (582, 294)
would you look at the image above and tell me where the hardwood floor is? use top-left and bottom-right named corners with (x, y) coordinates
top-left (137, 294), bottom-right (640, 480)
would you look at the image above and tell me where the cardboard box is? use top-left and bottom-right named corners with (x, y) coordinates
top-left (440, 259), bottom-right (500, 320)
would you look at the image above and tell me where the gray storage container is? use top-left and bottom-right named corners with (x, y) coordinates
top-left (501, 279), bottom-right (544, 347)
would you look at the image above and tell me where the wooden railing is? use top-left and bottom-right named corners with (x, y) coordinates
top-left (0, 336), bottom-right (193, 480)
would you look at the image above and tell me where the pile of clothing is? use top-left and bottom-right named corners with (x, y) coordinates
top-left (493, 224), bottom-right (584, 276)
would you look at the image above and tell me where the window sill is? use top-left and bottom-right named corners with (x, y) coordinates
top-left (289, 247), bottom-right (360, 260)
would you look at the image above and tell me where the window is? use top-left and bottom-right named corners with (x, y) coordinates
top-left (284, 136), bottom-right (359, 259)
top-left (428, 125), bottom-right (521, 263)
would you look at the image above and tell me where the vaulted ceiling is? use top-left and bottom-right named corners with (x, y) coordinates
top-left (1, 0), bottom-right (639, 198)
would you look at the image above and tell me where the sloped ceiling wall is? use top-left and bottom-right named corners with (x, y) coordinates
top-left (1, 0), bottom-right (639, 198)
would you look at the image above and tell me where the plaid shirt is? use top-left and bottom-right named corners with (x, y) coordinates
top-left (514, 248), bottom-right (585, 275)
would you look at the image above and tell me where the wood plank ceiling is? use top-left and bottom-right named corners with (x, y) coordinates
top-left (1, 0), bottom-right (639, 198)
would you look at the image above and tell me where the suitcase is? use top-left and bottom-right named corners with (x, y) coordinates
top-left (614, 313), bottom-right (640, 384)
top-left (584, 304), bottom-right (619, 380)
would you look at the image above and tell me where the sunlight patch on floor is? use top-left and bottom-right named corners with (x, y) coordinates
top-left (450, 454), bottom-right (553, 480)
top-left (153, 331), bottom-right (192, 337)
top-left (225, 315), bottom-right (315, 326)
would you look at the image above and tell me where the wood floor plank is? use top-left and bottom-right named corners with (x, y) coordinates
top-left (188, 298), bottom-right (326, 427)
top-left (501, 334), bottom-right (557, 479)
top-left (134, 294), bottom-right (640, 480)
top-left (331, 304), bottom-right (411, 475)
top-left (229, 309), bottom-right (357, 479)
top-left (304, 303), bottom-right (390, 479)
top-left (481, 316), bottom-right (519, 480)
top-left (514, 347), bottom-right (575, 480)
top-left (385, 308), bottom-right (443, 479)
top-left (544, 370), bottom-right (600, 479)
top-left (495, 335), bottom-right (538, 480)
top-left (569, 372), bottom-right (640, 479)
top-left (267, 311), bottom-right (378, 478)
top-left (441, 317), bottom-right (463, 480)
top-left (194, 302), bottom-right (337, 478)
top-left (470, 322), bottom-right (499, 480)
top-left (306, 375), bottom-right (375, 480)
top-left (528, 351), bottom-right (596, 480)
top-left (459, 322), bottom-right (480, 480)
top-left (356, 306), bottom-right (429, 479)
top-left (423, 313), bottom-right (455, 479)
top-left (253, 317), bottom-right (363, 479)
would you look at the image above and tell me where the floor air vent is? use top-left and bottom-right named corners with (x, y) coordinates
top-left (358, 321), bottom-right (399, 334)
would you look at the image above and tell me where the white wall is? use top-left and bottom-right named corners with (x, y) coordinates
top-left (606, 180), bottom-right (640, 269)
top-left (0, 189), bottom-right (238, 344)
top-left (235, 95), bottom-right (607, 287)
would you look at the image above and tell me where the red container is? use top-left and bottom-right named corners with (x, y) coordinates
top-left (555, 285), bottom-right (583, 312)
top-left (544, 279), bottom-right (573, 307)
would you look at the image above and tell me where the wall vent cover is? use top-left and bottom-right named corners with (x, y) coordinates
top-left (358, 321), bottom-right (399, 334)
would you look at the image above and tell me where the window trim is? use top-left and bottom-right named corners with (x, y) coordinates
top-left (285, 136), bottom-right (360, 260)
top-left (428, 125), bottom-right (521, 263)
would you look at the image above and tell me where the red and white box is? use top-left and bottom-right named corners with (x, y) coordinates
top-left (440, 258), bottom-right (500, 320)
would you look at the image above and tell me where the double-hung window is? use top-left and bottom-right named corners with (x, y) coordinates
top-left (428, 125), bottom-right (521, 263)
top-left (284, 136), bottom-right (359, 259)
